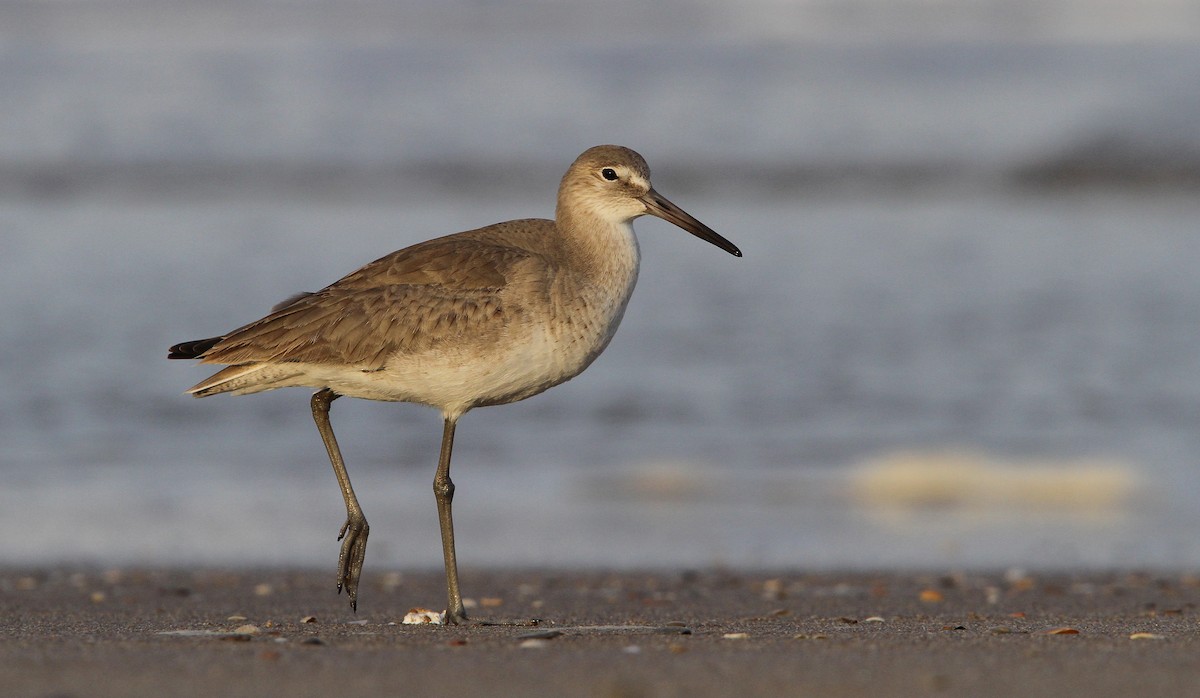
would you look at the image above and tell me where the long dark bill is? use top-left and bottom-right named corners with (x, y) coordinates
top-left (641, 189), bottom-right (742, 257)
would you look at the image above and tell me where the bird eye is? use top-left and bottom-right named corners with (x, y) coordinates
top-left (600, 168), bottom-right (619, 181)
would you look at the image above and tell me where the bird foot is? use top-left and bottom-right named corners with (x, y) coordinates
top-left (336, 515), bottom-right (369, 611)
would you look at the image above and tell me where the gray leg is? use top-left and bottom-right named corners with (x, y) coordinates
top-left (311, 389), bottom-right (369, 611)
top-left (434, 416), bottom-right (468, 624)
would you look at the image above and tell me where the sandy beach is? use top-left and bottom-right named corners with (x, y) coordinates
top-left (3, 567), bottom-right (1198, 697)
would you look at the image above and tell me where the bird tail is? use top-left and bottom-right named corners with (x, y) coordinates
top-left (168, 337), bottom-right (222, 360)
top-left (184, 363), bottom-right (296, 397)
top-left (170, 336), bottom-right (296, 397)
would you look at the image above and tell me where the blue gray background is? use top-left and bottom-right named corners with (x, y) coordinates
top-left (4, 0), bottom-right (1200, 571)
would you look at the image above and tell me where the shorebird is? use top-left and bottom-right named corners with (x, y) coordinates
top-left (168, 145), bottom-right (741, 623)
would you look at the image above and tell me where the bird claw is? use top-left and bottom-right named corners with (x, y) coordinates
top-left (336, 515), bottom-right (369, 611)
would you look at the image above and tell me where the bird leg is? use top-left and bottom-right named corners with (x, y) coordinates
top-left (434, 416), bottom-right (468, 624)
top-left (311, 389), bottom-right (369, 611)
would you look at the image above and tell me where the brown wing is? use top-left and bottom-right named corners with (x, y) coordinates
top-left (196, 234), bottom-right (536, 369)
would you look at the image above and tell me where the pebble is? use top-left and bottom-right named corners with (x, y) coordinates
top-left (519, 638), bottom-right (550, 649)
top-left (220, 633), bottom-right (253, 643)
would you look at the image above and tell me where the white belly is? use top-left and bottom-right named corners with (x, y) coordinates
top-left (312, 304), bottom-right (618, 417)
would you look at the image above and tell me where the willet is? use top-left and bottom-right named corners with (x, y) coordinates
top-left (168, 145), bottom-right (741, 623)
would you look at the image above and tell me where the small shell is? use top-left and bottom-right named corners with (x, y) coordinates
top-left (1039, 627), bottom-right (1079, 635)
top-left (402, 608), bottom-right (445, 625)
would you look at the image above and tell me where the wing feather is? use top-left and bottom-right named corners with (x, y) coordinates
top-left (194, 235), bottom-right (535, 370)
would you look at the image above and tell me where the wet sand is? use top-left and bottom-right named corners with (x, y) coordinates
top-left (3, 567), bottom-right (1199, 697)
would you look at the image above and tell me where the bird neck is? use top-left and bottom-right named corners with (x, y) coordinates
top-left (554, 204), bottom-right (641, 283)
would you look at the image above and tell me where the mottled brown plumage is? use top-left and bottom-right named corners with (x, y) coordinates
top-left (169, 145), bottom-right (740, 623)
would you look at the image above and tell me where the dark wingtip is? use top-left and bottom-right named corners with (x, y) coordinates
top-left (168, 336), bottom-right (221, 360)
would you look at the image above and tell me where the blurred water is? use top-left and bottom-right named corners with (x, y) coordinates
top-left (3, 1), bottom-right (1200, 572)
